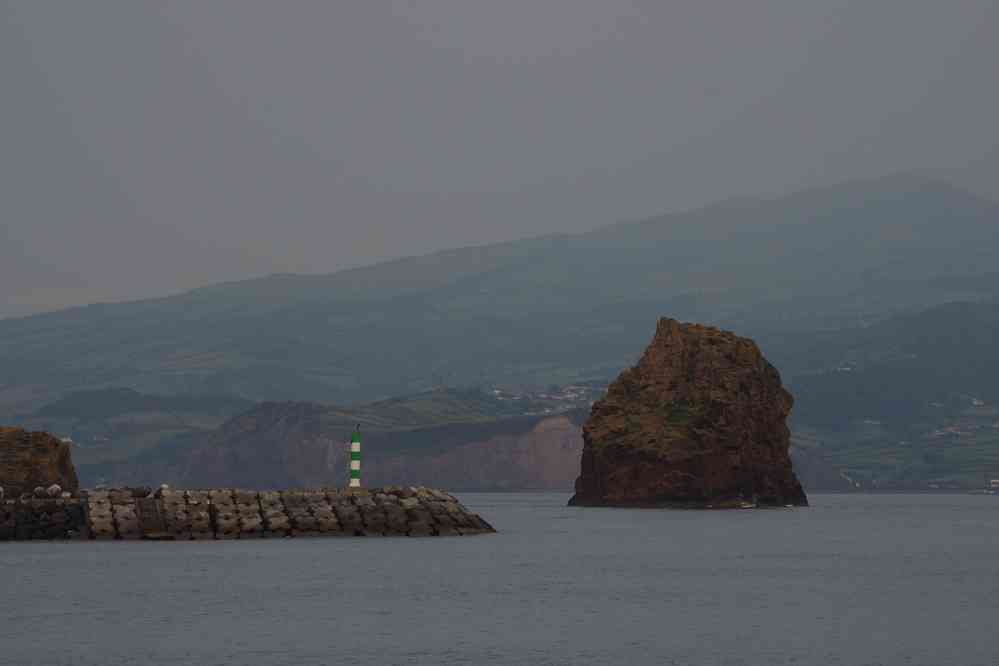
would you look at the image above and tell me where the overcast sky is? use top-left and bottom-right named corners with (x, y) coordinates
top-left (2, 1), bottom-right (997, 317)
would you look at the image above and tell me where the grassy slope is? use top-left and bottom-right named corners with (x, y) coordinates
top-left (13, 388), bottom-right (254, 476)
top-left (2, 176), bottom-right (997, 414)
top-left (25, 298), bottom-right (999, 489)
top-left (785, 302), bottom-right (999, 485)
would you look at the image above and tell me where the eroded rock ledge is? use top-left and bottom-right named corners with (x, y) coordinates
top-left (0, 486), bottom-right (494, 541)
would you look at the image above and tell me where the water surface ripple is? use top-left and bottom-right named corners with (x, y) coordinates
top-left (2, 493), bottom-right (998, 665)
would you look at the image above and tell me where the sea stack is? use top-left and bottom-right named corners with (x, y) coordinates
top-left (569, 319), bottom-right (807, 508)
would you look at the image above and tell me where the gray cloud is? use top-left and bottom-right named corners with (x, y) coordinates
top-left (3, 0), bottom-right (997, 317)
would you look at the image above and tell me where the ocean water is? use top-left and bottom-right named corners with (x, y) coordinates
top-left (2, 493), bottom-right (998, 666)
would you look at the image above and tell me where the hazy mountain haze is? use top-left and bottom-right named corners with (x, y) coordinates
top-left (2, 1), bottom-right (998, 317)
top-left (2, 176), bottom-right (996, 422)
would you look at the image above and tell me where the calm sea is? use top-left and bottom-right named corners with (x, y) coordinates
top-left (2, 493), bottom-right (998, 666)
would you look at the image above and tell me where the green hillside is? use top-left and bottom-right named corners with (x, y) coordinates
top-left (12, 388), bottom-right (254, 481)
top-left (785, 302), bottom-right (999, 487)
top-left (13, 297), bottom-right (999, 490)
top-left (1, 176), bottom-right (997, 416)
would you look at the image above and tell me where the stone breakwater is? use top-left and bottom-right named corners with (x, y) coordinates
top-left (0, 486), bottom-right (495, 541)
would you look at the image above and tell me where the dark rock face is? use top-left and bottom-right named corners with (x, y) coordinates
top-left (569, 319), bottom-right (808, 508)
top-left (0, 427), bottom-right (79, 499)
top-left (0, 497), bottom-right (85, 541)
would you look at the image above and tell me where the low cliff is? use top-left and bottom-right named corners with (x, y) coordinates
top-left (0, 427), bottom-right (79, 499)
top-left (173, 404), bottom-right (586, 491)
top-left (570, 319), bottom-right (808, 508)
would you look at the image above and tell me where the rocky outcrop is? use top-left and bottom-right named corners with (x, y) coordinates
top-left (0, 486), bottom-right (494, 541)
top-left (358, 416), bottom-right (584, 491)
top-left (0, 427), bottom-right (79, 499)
top-left (174, 406), bottom-right (586, 491)
top-left (570, 319), bottom-right (808, 508)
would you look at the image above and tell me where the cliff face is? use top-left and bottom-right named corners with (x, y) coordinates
top-left (0, 427), bottom-right (80, 498)
top-left (371, 416), bottom-right (583, 491)
top-left (181, 402), bottom-right (329, 489)
top-left (176, 403), bottom-right (585, 491)
top-left (570, 319), bottom-right (807, 507)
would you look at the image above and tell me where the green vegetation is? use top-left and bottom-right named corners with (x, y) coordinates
top-left (2, 177), bottom-right (999, 488)
top-left (785, 302), bottom-right (999, 487)
top-left (664, 400), bottom-right (696, 427)
top-left (322, 387), bottom-right (549, 431)
top-left (35, 388), bottom-right (252, 422)
top-left (14, 389), bottom-right (254, 482)
top-left (2, 177), bottom-right (997, 417)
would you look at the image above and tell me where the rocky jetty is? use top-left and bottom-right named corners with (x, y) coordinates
top-left (2, 425), bottom-right (494, 540)
top-left (0, 427), bottom-right (79, 500)
top-left (570, 319), bottom-right (808, 508)
top-left (0, 486), bottom-right (494, 541)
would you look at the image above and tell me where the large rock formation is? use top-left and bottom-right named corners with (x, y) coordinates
top-left (0, 427), bottom-right (79, 499)
top-left (569, 319), bottom-right (807, 508)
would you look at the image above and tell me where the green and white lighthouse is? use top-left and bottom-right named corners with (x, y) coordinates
top-left (349, 426), bottom-right (361, 488)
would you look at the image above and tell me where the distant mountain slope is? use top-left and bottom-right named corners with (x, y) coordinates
top-left (791, 302), bottom-right (999, 412)
top-left (33, 387), bottom-right (252, 422)
top-left (11, 388), bottom-right (255, 483)
top-left (784, 301), bottom-right (999, 487)
top-left (165, 301), bottom-right (999, 491)
top-left (29, 298), bottom-right (999, 491)
top-left (2, 176), bottom-right (996, 412)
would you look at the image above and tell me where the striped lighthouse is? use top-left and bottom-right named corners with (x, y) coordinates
top-left (349, 426), bottom-right (361, 488)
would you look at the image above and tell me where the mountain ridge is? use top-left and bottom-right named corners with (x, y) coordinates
top-left (5, 174), bottom-right (993, 322)
top-left (2, 176), bottom-right (996, 415)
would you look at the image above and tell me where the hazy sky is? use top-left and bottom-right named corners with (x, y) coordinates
top-left (3, 1), bottom-right (997, 317)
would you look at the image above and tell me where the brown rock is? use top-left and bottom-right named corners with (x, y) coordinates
top-left (0, 428), bottom-right (79, 499)
top-left (569, 319), bottom-right (807, 508)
